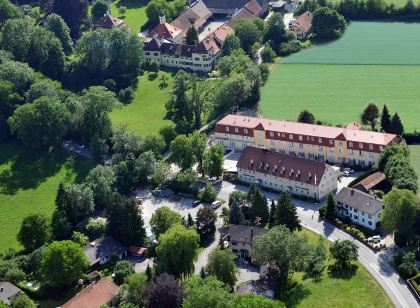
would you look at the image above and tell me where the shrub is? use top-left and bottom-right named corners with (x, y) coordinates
top-left (318, 204), bottom-right (326, 218)
top-left (398, 262), bottom-right (417, 279)
top-left (261, 46), bottom-right (276, 63)
top-left (119, 86), bottom-right (135, 103)
top-left (103, 79), bottom-right (116, 92)
top-left (278, 40), bottom-right (301, 56)
top-left (201, 183), bottom-right (217, 203)
top-left (113, 260), bottom-right (135, 285)
top-left (84, 218), bottom-right (107, 239)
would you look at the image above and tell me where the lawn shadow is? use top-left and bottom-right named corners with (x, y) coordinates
top-left (148, 72), bottom-right (158, 81)
top-left (327, 263), bottom-right (358, 279)
top-left (284, 283), bottom-right (311, 307)
top-left (115, 0), bottom-right (148, 10)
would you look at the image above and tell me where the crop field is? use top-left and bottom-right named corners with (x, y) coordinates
top-left (111, 70), bottom-right (175, 137)
top-left (110, 0), bottom-right (149, 32)
top-left (0, 142), bottom-right (91, 251)
top-left (328, 0), bottom-right (412, 7)
top-left (260, 22), bottom-right (420, 132)
top-left (408, 145), bottom-right (420, 194)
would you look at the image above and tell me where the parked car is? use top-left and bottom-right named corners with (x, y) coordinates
top-left (342, 170), bottom-right (350, 177)
top-left (344, 168), bottom-right (355, 174)
top-left (368, 235), bottom-right (381, 242)
top-left (192, 200), bottom-right (201, 207)
top-left (211, 201), bottom-right (222, 209)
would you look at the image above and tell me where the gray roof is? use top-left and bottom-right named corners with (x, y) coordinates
top-left (336, 187), bottom-right (384, 216)
top-left (228, 224), bottom-right (268, 244)
top-left (203, 0), bottom-right (265, 9)
top-left (0, 281), bottom-right (21, 305)
top-left (84, 237), bottom-right (126, 266)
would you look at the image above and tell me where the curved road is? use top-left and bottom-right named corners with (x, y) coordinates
top-left (214, 181), bottom-right (419, 308)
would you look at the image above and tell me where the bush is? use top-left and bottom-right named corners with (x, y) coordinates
top-left (119, 86), bottom-right (135, 103)
top-left (103, 79), bottom-right (116, 92)
top-left (278, 40), bottom-right (301, 56)
top-left (84, 218), bottom-right (107, 240)
top-left (261, 46), bottom-right (276, 63)
top-left (318, 204), bottom-right (326, 218)
top-left (201, 183), bottom-right (217, 203)
top-left (170, 169), bottom-right (198, 194)
top-left (113, 260), bottom-right (135, 285)
top-left (398, 262), bottom-right (417, 279)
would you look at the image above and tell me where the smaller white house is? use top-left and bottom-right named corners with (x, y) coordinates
top-left (289, 11), bottom-right (313, 40)
top-left (336, 187), bottom-right (384, 230)
top-left (237, 147), bottom-right (338, 201)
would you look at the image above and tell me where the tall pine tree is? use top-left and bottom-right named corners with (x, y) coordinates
top-left (268, 199), bottom-right (276, 228)
top-left (55, 182), bottom-right (66, 208)
top-left (248, 185), bottom-right (269, 226)
top-left (380, 104), bottom-right (391, 133)
top-left (390, 113), bottom-right (404, 135)
top-left (275, 192), bottom-right (301, 231)
top-left (325, 193), bottom-right (337, 220)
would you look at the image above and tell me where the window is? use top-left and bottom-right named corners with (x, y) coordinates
top-left (235, 127), bottom-right (238, 133)
top-left (270, 131), bottom-right (274, 137)
top-left (369, 144), bottom-right (373, 150)
top-left (368, 221), bottom-right (372, 226)
top-left (289, 134), bottom-right (293, 139)
top-left (244, 128), bottom-right (248, 134)
top-left (281, 133), bottom-right (285, 137)
top-left (319, 138), bottom-right (323, 143)
top-left (289, 142), bottom-right (294, 147)
top-left (339, 141), bottom-right (343, 147)
top-left (329, 139), bottom-right (333, 145)
top-left (319, 146), bottom-right (323, 151)
top-left (311, 136), bottom-right (314, 141)
top-left (226, 126), bottom-right (230, 132)
top-left (359, 143), bottom-right (364, 149)
top-left (379, 146), bottom-right (384, 151)
top-left (349, 141), bottom-right (353, 147)
top-left (299, 135), bottom-right (303, 141)
top-left (232, 241), bottom-right (237, 245)
top-left (299, 143), bottom-right (303, 148)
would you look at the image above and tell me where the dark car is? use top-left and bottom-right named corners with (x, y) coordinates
top-left (192, 200), bottom-right (201, 207)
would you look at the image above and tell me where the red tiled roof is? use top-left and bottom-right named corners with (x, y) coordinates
top-left (129, 246), bottom-right (147, 255)
top-left (237, 147), bottom-right (328, 186)
top-left (345, 122), bottom-right (362, 130)
top-left (147, 23), bottom-right (182, 40)
top-left (61, 278), bottom-right (118, 308)
top-left (95, 14), bottom-right (126, 29)
top-left (204, 25), bottom-right (234, 44)
top-left (217, 115), bottom-right (397, 146)
top-left (291, 11), bottom-right (313, 33)
top-left (171, 0), bottom-right (212, 33)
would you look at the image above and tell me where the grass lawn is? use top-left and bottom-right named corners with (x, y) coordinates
top-left (110, 70), bottom-right (175, 137)
top-left (328, 0), bottom-right (412, 7)
top-left (110, 0), bottom-right (149, 32)
top-left (408, 145), bottom-right (420, 194)
top-left (0, 142), bottom-right (91, 251)
top-left (260, 22), bottom-right (420, 133)
top-left (288, 229), bottom-right (394, 307)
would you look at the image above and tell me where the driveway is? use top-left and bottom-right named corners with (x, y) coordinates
top-left (216, 181), bottom-right (418, 308)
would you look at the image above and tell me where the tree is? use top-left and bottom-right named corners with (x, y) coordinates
top-left (186, 26), bottom-right (199, 45)
top-left (112, 125), bottom-right (143, 162)
top-left (249, 186), bottom-right (269, 226)
top-left (10, 293), bottom-right (36, 308)
top-left (143, 135), bottom-right (165, 159)
top-left (203, 144), bottom-right (224, 179)
top-left (304, 238), bottom-right (327, 280)
top-left (218, 73), bottom-right (251, 111)
top-left (190, 131), bottom-right (206, 174)
top-left (206, 249), bottom-right (238, 287)
top-left (201, 183), bottom-right (217, 203)
top-left (380, 104), bottom-right (391, 133)
top-left (187, 213), bottom-right (195, 228)
top-left (221, 34), bottom-right (241, 56)
top-left (234, 19), bottom-right (263, 55)
top-left (261, 46), bottom-right (276, 63)
top-left (325, 193), bottom-right (337, 221)
top-left (18, 213), bottom-right (51, 252)
top-left (44, 13), bottom-right (73, 55)
top-left (312, 7), bottom-right (346, 40)
top-left (390, 112), bottom-right (404, 135)
top-left (1, 18), bottom-right (32, 62)
top-left (114, 260), bottom-right (135, 285)
top-left (85, 165), bottom-right (115, 209)
top-left (146, 0), bottom-right (173, 26)
top-left (91, 0), bottom-right (109, 21)
top-left (51, 210), bottom-right (72, 240)
top-left (156, 224), bottom-right (199, 277)
top-left (106, 193), bottom-right (145, 245)
top-left (170, 169), bottom-right (198, 194)
top-left (58, 184), bottom-right (94, 227)
top-left (8, 96), bottom-right (70, 149)
top-left (170, 135), bottom-right (195, 170)
top-left (159, 125), bottom-right (177, 150)
top-left (361, 103), bottom-right (379, 130)
top-left (136, 151), bottom-right (157, 183)
top-left (49, 0), bottom-right (89, 38)
top-left (150, 206), bottom-right (182, 239)
top-left (229, 191), bottom-right (246, 225)
top-left (232, 293), bottom-right (285, 307)
top-left (195, 207), bottom-right (217, 245)
top-left (183, 276), bottom-right (232, 308)
top-left (122, 273), bottom-right (148, 307)
top-left (40, 240), bottom-right (88, 288)
top-left (118, 6), bottom-right (127, 17)
top-left (298, 110), bottom-right (315, 124)
top-left (268, 199), bottom-right (276, 228)
top-left (152, 161), bottom-right (172, 187)
top-left (189, 77), bottom-right (212, 129)
top-left (145, 274), bottom-right (184, 308)
top-left (330, 240), bottom-right (358, 268)
top-left (0, 0), bottom-right (22, 27)
top-left (275, 192), bottom-right (301, 231)
top-left (264, 13), bottom-right (288, 47)
top-left (382, 189), bottom-right (418, 246)
top-left (71, 231), bottom-right (89, 246)
top-left (25, 81), bottom-right (58, 102)
top-left (251, 225), bottom-right (309, 298)
top-left (145, 264), bottom-right (153, 281)
top-left (384, 155), bottom-right (417, 193)
top-left (378, 143), bottom-right (409, 171)
top-left (0, 60), bottom-right (35, 95)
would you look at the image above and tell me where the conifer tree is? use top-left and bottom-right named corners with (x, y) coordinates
top-left (276, 192), bottom-right (301, 231)
top-left (268, 199), bottom-right (276, 228)
top-left (250, 187), bottom-right (269, 226)
top-left (380, 104), bottom-right (391, 133)
top-left (390, 113), bottom-right (404, 135)
top-left (55, 182), bottom-right (66, 208)
top-left (187, 213), bottom-right (195, 228)
top-left (325, 193), bottom-right (337, 220)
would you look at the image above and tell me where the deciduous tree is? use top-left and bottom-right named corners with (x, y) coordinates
top-left (361, 103), bottom-right (379, 130)
top-left (150, 206), bottom-right (182, 239)
top-left (195, 207), bottom-right (217, 245)
top-left (145, 273), bottom-right (184, 308)
top-left (221, 34), bottom-right (241, 56)
top-left (18, 213), bottom-right (51, 252)
top-left (206, 249), bottom-right (237, 287)
top-left (330, 240), bottom-right (358, 268)
top-left (183, 276), bottom-right (232, 308)
top-left (203, 144), bottom-right (224, 179)
top-left (298, 110), bottom-right (315, 124)
top-left (44, 13), bottom-right (73, 55)
top-left (48, 0), bottom-right (89, 38)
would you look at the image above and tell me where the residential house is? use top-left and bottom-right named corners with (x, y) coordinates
top-left (94, 13), bottom-right (126, 29)
top-left (353, 172), bottom-right (386, 194)
top-left (226, 0), bottom-right (267, 28)
top-left (336, 187), bottom-right (384, 230)
top-left (289, 11), bottom-right (313, 40)
top-left (237, 147), bottom-right (338, 201)
top-left (202, 0), bottom-right (269, 16)
top-left (215, 114), bottom-right (398, 167)
top-left (171, 0), bottom-right (212, 36)
top-left (83, 237), bottom-right (127, 269)
top-left (0, 282), bottom-right (22, 305)
top-left (227, 224), bottom-right (268, 260)
top-left (146, 13), bottom-right (183, 44)
top-left (61, 278), bottom-right (119, 308)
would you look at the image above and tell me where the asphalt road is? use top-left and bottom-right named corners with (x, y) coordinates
top-left (215, 181), bottom-right (419, 308)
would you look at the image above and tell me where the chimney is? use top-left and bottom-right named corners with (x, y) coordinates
top-left (159, 13), bottom-right (166, 24)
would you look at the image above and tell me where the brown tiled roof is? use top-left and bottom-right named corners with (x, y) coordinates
top-left (336, 187), bottom-right (383, 216)
top-left (146, 23), bottom-right (182, 40)
top-left (357, 172), bottom-right (385, 190)
top-left (144, 37), bottom-right (162, 51)
top-left (204, 24), bottom-right (234, 44)
top-left (95, 14), bottom-right (126, 29)
top-left (61, 278), bottom-right (118, 308)
top-left (291, 11), bottom-right (313, 34)
top-left (171, 0), bottom-right (212, 33)
top-left (129, 246), bottom-right (147, 255)
top-left (237, 147), bottom-right (328, 186)
top-left (216, 115), bottom-right (397, 146)
top-left (228, 224), bottom-right (268, 244)
top-left (226, 0), bottom-right (262, 28)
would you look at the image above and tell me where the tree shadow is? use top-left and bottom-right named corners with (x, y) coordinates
top-left (114, 0), bottom-right (148, 10)
top-left (284, 283), bottom-right (311, 307)
top-left (327, 263), bottom-right (358, 280)
top-left (148, 72), bottom-right (158, 81)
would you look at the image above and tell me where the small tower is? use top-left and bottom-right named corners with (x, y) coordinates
top-left (159, 13), bottom-right (166, 24)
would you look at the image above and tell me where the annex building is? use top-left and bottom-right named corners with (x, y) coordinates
top-left (237, 147), bottom-right (338, 201)
top-left (215, 115), bottom-right (398, 167)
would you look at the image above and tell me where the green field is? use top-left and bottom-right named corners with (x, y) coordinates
top-left (290, 229), bottom-right (393, 307)
top-left (110, 70), bottom-right (175, 136)
top-left (110, 0), bottom-right (149, 32)
top-left (328, 0), bottom-right (412, 7)
top-left (261, 22), bottom-right (420, 132)
top-left (408, 145), bottom-right (420, 194)
top-left (0, 142), bottom-right (91, 251)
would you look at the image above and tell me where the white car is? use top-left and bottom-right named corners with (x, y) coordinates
top-left (368, 235), bottom-right (381, 242)
top-left (211, 201), bottom-right (222, 209)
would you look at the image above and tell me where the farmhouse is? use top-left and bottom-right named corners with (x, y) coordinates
top-left (227, 224), bottom-right (268, 260)
top-left (61, 278), bottom-right (119, 308)
top-left (336, 187), bottom-right (384, 230)
top-left (0, 281), bottom-right (21, 305)
top-left (237, 147), bottom-right (338, 201)
top-left (289, 11), bottom-right (313, 40)
top-left (215, 114), bottom-right (398, 167)
top-left (84, 237), bottom-right (127, 269)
